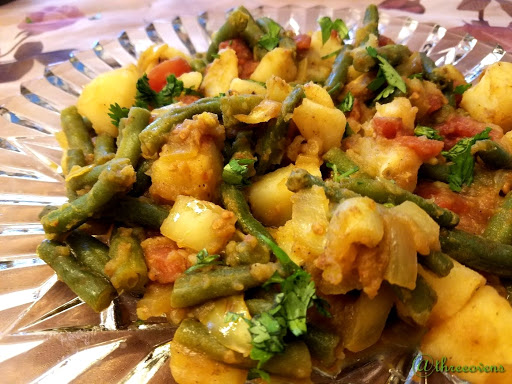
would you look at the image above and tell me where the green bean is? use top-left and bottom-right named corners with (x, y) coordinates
top-left (419, 251), bottom-right (454, 277)
top-left (476, 140), bottom-right (512, 170)
top-left (256, 85), bottom-right (304, 174)
top-left (64, 149), bottom-right (86, 201)
top-left (352, 44), bottom-right (411, 73)
top-left (286, 168), bottom-right (359, 201)
top-left (174, 318), bottom-right (250, 365)
top-left (264, 341), bottom-right (312, 379)
top-left (67, 107), bottom-right (150, 192)
top-left (64, 148), bottom-right (86, 174)
top-left (93, 133), bottom-right (116, 165)
top-left (354, 4), bottom-right (379, 46)
top-left (420, 53), bottom-right (449, 88)
top-left (256, 17), bottom-right (296, 52)
top-left (37, 240), bottom-right (116, 312)
top-left (245, 297), bottom-right (274, 316)
top-left (287, 168), bottom-right (458, 227)
top-left (206, 8), bottom-right (249, 61)
top-left (303, 326), bottom-right (340, 367)
top-left (484, 192), bottom-right (512, 244)
top-left (139, 97), bottom-right (221, 159)
top-left (170, 263), bottom-right (277, 308)
top-left (440, 228), bottom-right (512, 277)
top-left (174, 319), bottom-right (312, 378)
top-left (65, 230), bottom-right (110, 279)
top-left (324, 45), bottom-right (353, 98)
top-left (41, 158), bottom-right (136, 236)
top-left (225, 235), bottom-right (270, 266)
top-left (106, 227), bottom-right (148, 294)
top-left (393, 274), bottom-right (437, 326)
top-left (338, 175), bottom-right (458, 227)
top-left (116, 107), bottom-right (151, 166)
top-left (418, 163), bottom-right (450, 183)
top-left (220, 183), bottom-right (274, 247)
top-left (189, 57), bottom-right (207, 73)
top-left (238, 6), bottom-right (266, 59)
top-left (108, 197), bottom-right (169, 229)
top-left (220, 94), bottom-right (263, 129)
top-left (129, 159), bottom-right (153, 197)
top-left (60, 106), bottom-right (94, 157)
top-left (322, 147), bottom-right (369, 177)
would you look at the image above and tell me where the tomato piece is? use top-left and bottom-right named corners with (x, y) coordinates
top-left (395, 136), bottom-right (444, 161)
top-left (436, 115), bottom-right (503, 149)
top-left (147, 57), bottom-right (192, 92)
top-left (373, 117), bottom-right (404, 139)
top-left (219, 38), bottom-right (258, 79)
top-left (294, 34), bottom-right (312, 51)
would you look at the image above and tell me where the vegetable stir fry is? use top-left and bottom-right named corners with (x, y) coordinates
top-left (38, 4), bottom-right (512, 383)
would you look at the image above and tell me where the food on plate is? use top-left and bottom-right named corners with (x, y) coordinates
top-left (37, 4), bottom-right (512, 383)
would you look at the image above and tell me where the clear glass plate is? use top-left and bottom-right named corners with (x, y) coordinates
top-left (0, 5), bottom-right (509, 384)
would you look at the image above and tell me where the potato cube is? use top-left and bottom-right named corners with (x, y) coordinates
top-left (76, 65), bottom-right (139, 137)
top-left (421, 285), bottom-right (512, 384)
top-left (161, 195), bottom-right (236, 253)
top-left (292, 98), bottom-right (346, 153)
top-left (201, 48), bottom-right (238, 97)
top-left (250, 48), bottom-right (297, 83)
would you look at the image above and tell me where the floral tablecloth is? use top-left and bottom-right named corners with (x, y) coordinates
top-left (1, 0), bottom-right (511, 96)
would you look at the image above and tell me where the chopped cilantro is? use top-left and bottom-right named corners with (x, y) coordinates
top-left (327, 83), bottom-right (341, 95)
top-left (343, 122), bottom-right (354, 138)
top-left (408, 72), bottom-right (424, 79)
top-left (25, 17), bottom-right (33, 24)
top-left (326, 162), bottom-right (358, 182)
top-left (210, 53), bottom-right (220, 59)
top-left (441, 127), bottom-right (491, 192)
top-left (366, 46), bottom-right (407, 102)
top-left (222, 158), bottom-right (255, 185)
top-left (258, 19), bottom-right (281, 51)
top-left (135, 74), bottom-right (200, 109)
top-left (338, 91), bottom-right (354, 113)
top-left (321, 49), bottom-right (341, 60)
top-left (414, 125), bottom-right (443, 141)
top-left (248, 368), bottom-right (271, 382)
top-left (318, 16), bottom-right (349, 45)
top-left (185, 249), bottom-right (223, 274)
top-left (453, 83), bottom-right (472, 95)
top-left (107, 103), bottom-right (129, 127)
top-left (223, 237), bottom-right (330, 372)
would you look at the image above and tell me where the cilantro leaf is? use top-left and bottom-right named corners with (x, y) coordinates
top-left (135, 74), bottom-right (158, 109)
top-left (441, 127), bottom-right (491, 192)
top-left (338, 91), bottom-right (354, 113)
top-left (408, 72), bottom-right (424, 79)
top-left (222, 158), bottom-right (255, 185)
top-left (318, 16), bottom-right (349, 45)
top-left (326, 162), bottom-right (358, 182)
top-left (185, 249), bottom-right (223, 274)
top-left (453, 83), bottom-right (472, 95)
top-left (259, 235), bottom-right (297, 273)
top-left (135, 73), bottom-right (199, 109)
top-left (414, 125), bottom-right (443, 141)
top-left (258, 19), bottom-right (281, 51)
top-left (107, 103), bottom-right (130, 127)
top-left (366, 47), bottom-right (407, 101)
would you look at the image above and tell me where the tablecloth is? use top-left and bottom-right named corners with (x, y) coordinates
top-left (1, 0), bottom-right (512, 96)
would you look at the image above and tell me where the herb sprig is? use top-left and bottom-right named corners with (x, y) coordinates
top-left (185, 249), bottom-right (223, 274)
top-left (442, 127), bottom-right (491, 192)
top-left (222, 158), bottom-right (256, 185)
top-left (135, 74), bottom-right (200, 109)
top-left (366, 46), bottom-right (407, 102)
top-left (318, 16), bottom-right (349, 45)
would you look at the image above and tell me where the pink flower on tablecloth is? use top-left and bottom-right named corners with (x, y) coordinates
top-left (17, 6), bottom-right (85, 35)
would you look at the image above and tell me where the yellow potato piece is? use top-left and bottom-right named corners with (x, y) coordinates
top-left (170, 341), bottom-right (247, 384)
top-left (303, 82), bottom-right (334, 108)
top-left (234, 99), bottom-right (281, 124)
top-left (292, 98), bottom-right (346, 154)
top-left (419, 260), bottom-right (485, 326)
top-left (421, 285), bottom-right (512, 384)
top-left (229, 78), bottom-right (267, 95)
top-left (161, 195), bottom-right (236, 254)
top-left (251, 48), bottom-right (297, 83)
top-left (201, 48), bottom-right (238, 97)
top-left (76, 65), bottom-right (139, 137)
top-left (461, 62), bottom-right (512, 132)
